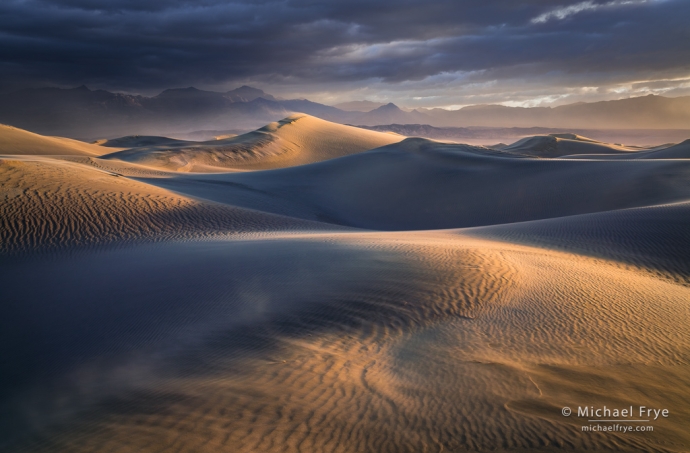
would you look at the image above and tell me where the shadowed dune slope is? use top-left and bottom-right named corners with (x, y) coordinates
top-left (637, 139), bottom-right (690, 159)
top-left (101, 114), bottom-right (404, 171)
top-left (94, 135), bottom-right (191, 148)
top-left (0, 124), bottom-right (114, 156)
top-left (140, 138), bottom-right (690, 230)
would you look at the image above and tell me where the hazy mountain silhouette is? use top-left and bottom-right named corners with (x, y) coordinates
top-left (423, 95), bottom-right (690, 129)
top-left (0, 85), bottom-right (688, 140)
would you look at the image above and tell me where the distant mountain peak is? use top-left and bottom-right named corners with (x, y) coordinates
top-left (228, 85), bottom-right (265, 95)
top-left (226, 85), bottom-right (276, 102)
top-left (237, 85), bottom-right (261, 91)
top-left (374, 102), bottom-right (402, 111)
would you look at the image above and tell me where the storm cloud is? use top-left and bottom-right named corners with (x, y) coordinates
top-left (0, 0), bottom-right (688, 106)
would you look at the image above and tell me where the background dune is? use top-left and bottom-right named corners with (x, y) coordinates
top-left (0, 124), bottom-right (114, 156)
top-left (138, 137), bottom-right (690, 230)
top-left (1, 116), bottom-right (690, 452)
top-left (499, 133), bottom-right (642, 158)
top-left (638, 139), bottom-right (690, 159)
top-left (100, 114), bottom-right (404, 172)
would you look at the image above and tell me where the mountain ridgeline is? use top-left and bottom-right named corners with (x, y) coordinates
top-left (1, 85), bottom-right (689, 140)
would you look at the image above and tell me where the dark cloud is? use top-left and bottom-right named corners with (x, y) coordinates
top-left (0, 0), bottom-right (688, 105)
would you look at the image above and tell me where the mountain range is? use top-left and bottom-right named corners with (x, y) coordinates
top-left (1, 85), bottom-right (689, 140)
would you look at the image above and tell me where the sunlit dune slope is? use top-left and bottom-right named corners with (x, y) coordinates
top-left (142, 137), bottom-right (690, 230)
top-left (101, 114), bottom-right (404, 171)
top-left (2, 229), bottom-right (689, 452)
top-left (501, 133), bottom-right (641, 157)
top-left (0, 124), bottom-right (114, 156)
top-left (0, 156), bottom-right (329, 254)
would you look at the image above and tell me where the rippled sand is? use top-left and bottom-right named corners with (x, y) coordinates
top-left (2, 119), bottom-right (689, 452)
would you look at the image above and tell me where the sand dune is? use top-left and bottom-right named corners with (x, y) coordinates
top-left (2, 231), bottom-right (689, 452)
top-left (0, 124), bottom-right (114, 156)
top-left (501, 133), bottom-right (641, 158)
top-left (0, 156), bottom-right (328, 254)
top-left (141, 137), bottom-right (690, 230)
top-left (470, 201), bottom-right (690, 286)
top-left (101, 114), bottom-right (404, 171)
top-left (2, 116), bottom-right (690, 452)
top-left (508, 135), bottom-right (690, 160)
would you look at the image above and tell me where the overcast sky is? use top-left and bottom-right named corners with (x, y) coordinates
top-left (1, 0), bottom-right (689, 108)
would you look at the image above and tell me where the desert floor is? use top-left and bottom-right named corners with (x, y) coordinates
top-left (2, 115), bottom-right (690, 452)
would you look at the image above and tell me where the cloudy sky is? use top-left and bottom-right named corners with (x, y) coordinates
top-left (1, 0), bottom-right (689, 108)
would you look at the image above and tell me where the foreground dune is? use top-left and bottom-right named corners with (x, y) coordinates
top-left (2, 232), bottom-right (689, 452)
top-left (1, 118), bottom-right (690, 452)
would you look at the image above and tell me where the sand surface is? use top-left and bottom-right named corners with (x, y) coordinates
top-left (2, 118), bottom-right (689, 452)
